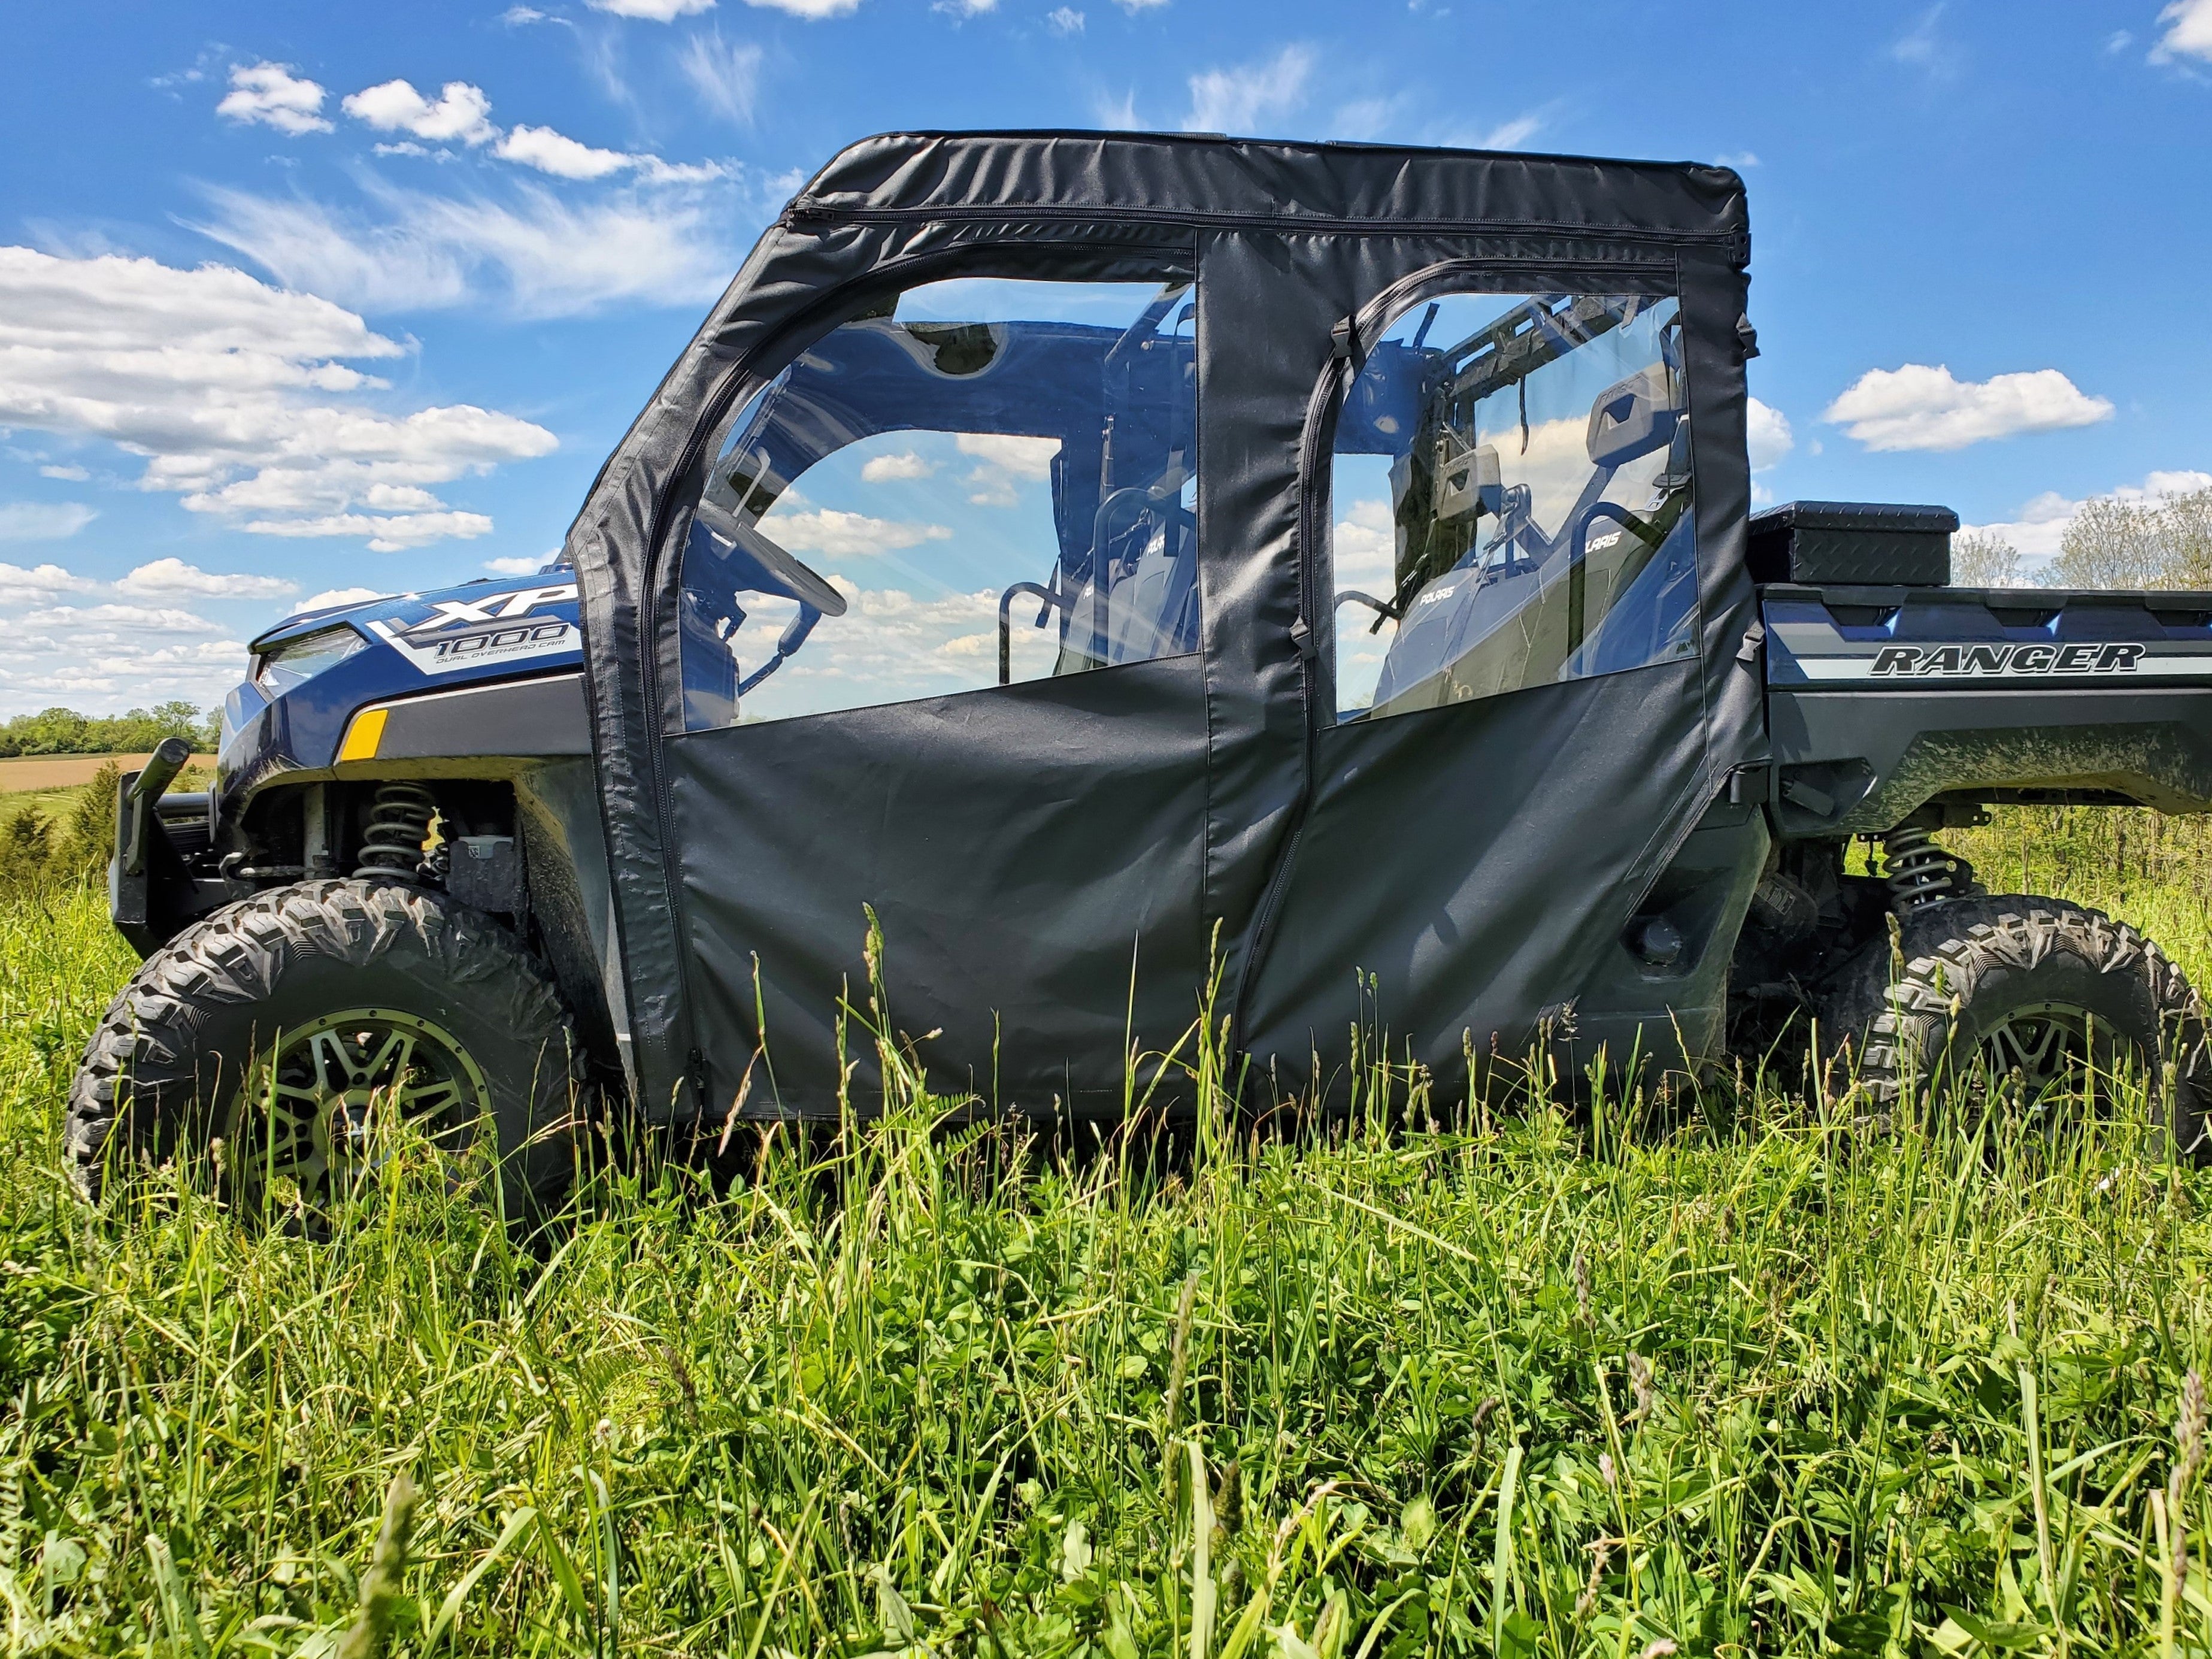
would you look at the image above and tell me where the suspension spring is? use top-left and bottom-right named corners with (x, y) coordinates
top-left (1881, 822), bottom-right (1980, 913)
top-left (353, 782), bottom-right (437, 883)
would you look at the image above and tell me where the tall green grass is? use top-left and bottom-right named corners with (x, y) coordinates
top-left (3, 811), bottom-right (2211, 1656)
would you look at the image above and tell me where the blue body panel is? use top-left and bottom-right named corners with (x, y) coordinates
top-left (1763, 584), bottom-right (2212, 688)
top-left (219, 577), bottom-right (585, 809)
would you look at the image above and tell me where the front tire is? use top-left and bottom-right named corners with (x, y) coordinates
top-left (1823, 895), bottom-right (2212, 1155)
top-left (68, 879), bottom-right (578, 1224)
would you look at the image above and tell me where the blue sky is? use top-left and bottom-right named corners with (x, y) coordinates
top-left (1, 0), bottom-right (2208, 715)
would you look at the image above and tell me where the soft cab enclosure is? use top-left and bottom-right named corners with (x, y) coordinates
top-left (565, 131), bottom-right (1760, 1122)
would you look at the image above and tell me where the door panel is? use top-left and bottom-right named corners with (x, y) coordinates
top-left (669, 654), bottom-right (1208, 1113)
top-left (1241, 659), bottom-right (1708, 1089)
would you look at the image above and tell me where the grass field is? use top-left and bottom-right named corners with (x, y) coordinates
top-left (4, 802), bottom-right (2212, 1656)
top-left (0, 756), bottom-right (215, 832)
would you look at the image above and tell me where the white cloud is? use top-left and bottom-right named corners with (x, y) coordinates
top-left (196, 180), bottom-right (740, 317)
top-left (496, 125), bottom-right (635, 180)
top-left (2153, 0), bottom-right (2212, 61)
top-left (590, 0), bottom-right (716, 15)
top-left (0, 624), bottom-right (254, 716)
top-left (935, 0), bottom-right (996, 15)
top-left (1047, 6), bottom-right (1084, 31)
top-left (1329, 95), bottom-right (1406, 142)
top-left (0, 502), bottom-right (96, 541)
top-left (240, 508), bottom-right (496, 551)
top-left (860, 450), bottom-right (937, 483)
top-left (1332, 495), bottom-right (1395, 589)
top-left (116, 558), bottom-right (298, 600)
top-left (1477, 112), bottom-right (1545, 150)
top-left (680, 29), bottom-right (764, 124)
top-left (483, 555), bottom-right (549, 575)
top-left (0, 561), bottom-right (96, 598)
top-left (296, 586), bottom-right (387, 613)
top-left (1746, 398), bottom-right (1793, 471)
top-left (956, 433), bottom-right (1057, 477)
top-left (0, 244), bottom-right (555, 549)
top-left (216, 63), bottom-right (332, 135)
top-left (19, 603), bottom-right (217, 633)
top-left (1184, 45), bottom-right (1312, 134)
top-left (1093, 88), bottom-right (1142, 129)
top-left (492, 123), bottom-right (725, 184)
top-left (39, 464), bottom-right (90, 481)
top-left (1117, 0), bottom-right (1169, 10)
top-left (1965, 470), bottom-right (2212, 566)
top-left (744, 0), bottom-right (863, 16)
top-left (1822, 363), bottom-right (2113, 453)
top-left (1891, 4), bottom-right (1956, 75)
top-left (957, 433), bottom-right (1059, 505)
top-left (1716, 150), bottom-right (1759, 169)
top-left (342, 79), bottom-right (498, 146)
top-left (765, 507), bottom-right (953, 557)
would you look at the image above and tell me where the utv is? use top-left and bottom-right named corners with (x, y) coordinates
top-left (69, 131), bottom-right (2212, 1217)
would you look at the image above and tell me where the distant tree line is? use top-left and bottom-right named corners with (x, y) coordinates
top-left (1955, 483), bottom-right (2212, 590)
top-left (0, 701), bottom-right (218, 759)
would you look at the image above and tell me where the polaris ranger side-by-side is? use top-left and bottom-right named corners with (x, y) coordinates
top-left (69, 132), bottom-right (2212, 1219)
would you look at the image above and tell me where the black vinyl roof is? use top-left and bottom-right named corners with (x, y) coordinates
top-left (784, 130), bottom-right (1750, 252)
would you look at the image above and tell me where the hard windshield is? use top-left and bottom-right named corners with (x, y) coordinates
top-left (673, 276), bottom-right (1198, 730)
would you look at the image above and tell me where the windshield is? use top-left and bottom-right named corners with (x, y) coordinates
top-left (672, 276), bottom-right (1198, 731)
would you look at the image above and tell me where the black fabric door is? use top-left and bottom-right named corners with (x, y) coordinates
top-left (659, 267), bottom-right (1217, 1116)
top-left (1240, 252), bottom-right (1759, 1094)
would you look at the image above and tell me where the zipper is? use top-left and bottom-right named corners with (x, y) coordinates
top-left (1228, 358), bottom-right (1344, 1051)
top-left (633, 370), bottom-right (763, 1116)
top-left (783, 198), bottom-right (1746, 261)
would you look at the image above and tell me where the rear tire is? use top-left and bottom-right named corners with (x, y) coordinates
top-left (1821, 895), bottom-right (2212, 1155)
top-left (68, 879), bottom-right (578, 1224)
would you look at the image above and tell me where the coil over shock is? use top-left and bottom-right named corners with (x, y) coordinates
top-left (353, 782), bottom-right (437, 883)
top-left (1881, 821), bottom-right (1982, 913)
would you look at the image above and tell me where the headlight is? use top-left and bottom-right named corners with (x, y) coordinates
top-left (254, 625), bottom-right (368, 695)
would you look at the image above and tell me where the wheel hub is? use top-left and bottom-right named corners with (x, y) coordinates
top-left (233, 1007), bottom-right (493, 1215)
top-left (1973, 1000), bottom-right (2135, 1122)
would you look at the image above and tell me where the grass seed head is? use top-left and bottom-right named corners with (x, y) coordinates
top-left (334, 1470), bottom-right (418, 1659)
top-left (1628, 1352), bottom-right (1655, 1425)
top-left (1575, 1539), bottom-right (1610, 1621)
top-left (1213, 1457), bottom-right (1243, 1537)
top-left (1572, 1251), bottom-right (1593, 1327)
top-left (1164, 1269), bottom-right (1201, 1433)
top-left (2178, 1369), bottom-right (2207, 1491)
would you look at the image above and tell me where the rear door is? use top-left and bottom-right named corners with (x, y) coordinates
top-left (1241, 263), bottom-right (1754, 1087)
top-left (659, 262), bottom-right (1217, 1115)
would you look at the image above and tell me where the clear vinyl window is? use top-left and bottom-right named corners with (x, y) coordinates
top-left (1329, 290), bottom-right (1698, 722)
top-left (673, 276), bottom-right (1198, 731)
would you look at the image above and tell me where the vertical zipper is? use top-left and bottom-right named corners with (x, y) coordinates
top-left (629, 368), bottom-right (764, 1116)
top-left (1229, 355), bottom-right (1345, 1051)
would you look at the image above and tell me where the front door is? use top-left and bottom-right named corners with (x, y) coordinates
top-left (659, 266), bottom-right (1215, 1115)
